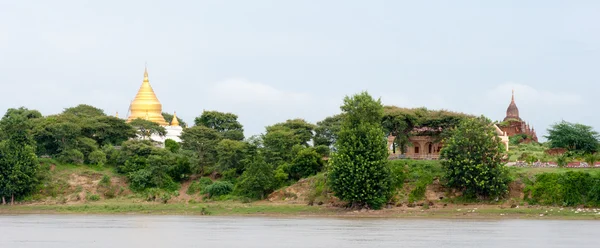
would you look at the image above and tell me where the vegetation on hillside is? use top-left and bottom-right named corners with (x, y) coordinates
top-left (2, 92), bottom-right (600, 212)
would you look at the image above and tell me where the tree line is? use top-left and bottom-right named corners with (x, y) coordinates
top-left (2, 93), bottom-right (598, 208)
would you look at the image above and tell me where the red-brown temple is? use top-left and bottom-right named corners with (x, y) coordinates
top-left (498, 90), bottom-right (538, 142)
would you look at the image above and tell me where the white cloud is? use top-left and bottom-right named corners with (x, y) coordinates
top-left (486, 82), bottom-right (584, 106)
top-left (208, 78), bottom-right (312, 105)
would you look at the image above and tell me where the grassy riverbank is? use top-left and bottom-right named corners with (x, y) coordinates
top-left (3, 159), bottom-right (600, 220)
top-left (2, 200), bottom-right (600, 220)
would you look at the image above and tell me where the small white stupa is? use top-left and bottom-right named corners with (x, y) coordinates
top-left (154, 111), bottom-right (183, 143)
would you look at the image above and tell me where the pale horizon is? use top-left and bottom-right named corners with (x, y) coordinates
top-left (2, 1), bottom-right (598, 140)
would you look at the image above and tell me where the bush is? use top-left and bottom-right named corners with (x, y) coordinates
top-left (144, 188), bottom-right (178, 203)
top-left (88, 150), bottom-right (107, 166)
top-left (234, 155), bottom-right (274, 200)
top-left (187, 177), bottom-right (213, 195)
top-left (165, 139), bottom-right (180, 153)
top-left (289, 148), bottom-right (324, 180)
top-left (58, 149), bottom-right (84, 164)
top-left (408, 183), bottom-right (427, 203)
top-left (526, 171), bottom-right (600, 206)
top-left (307, 173), bottom-right (329, 205)
top-left (202, 181), bottom-right (234, 198)
top-left (99, 175), bottom-right (111, 187)
top-left (388, 161), bottom-right (406, 189)
top-left (86, 194), bottom-right (100, 201)
top-left (441, 117), bottom-right (510, 199)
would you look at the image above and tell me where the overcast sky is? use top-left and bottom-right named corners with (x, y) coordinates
top-left (1, 1), bottom-right (599, 140)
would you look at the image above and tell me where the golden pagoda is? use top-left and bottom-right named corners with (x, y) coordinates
top-left (126, 67), bottom-right (168, 126)
top-left (171, 111), bottom-right (180, 126)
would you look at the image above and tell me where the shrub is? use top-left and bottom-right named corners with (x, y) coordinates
top-left (86, 194), bottom-right (100, 201)
top-left (165, 139), bottom-right (180, 153)
top-left (526, 171), bottom-right (600, 206)
top-left (307, 173), bottom-right (329, 205)
top-left (441, 117), bottom-right (510, 199)
top-left (289, 148), bottom-right (324, 180)
top-left (187, 177), bottom-right (213, 195)
top-left (99, 175), bottom-right (111, 187)
top-left (88, 150), bottom-right (107, 166)
top-left (58, 149), bottom-right (84, 164)
top-left (234, 155), bottom-right (274, 200)
top-left (144, 188), bottom-right (177, 203)
top-left (202, 181), bottom-right (234, 198)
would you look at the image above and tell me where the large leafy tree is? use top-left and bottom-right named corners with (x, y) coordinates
top-left (314, 114), bottom-right (344, 148)
top-left (62, 104), bottom-right (105, 118)
top-left (440, 116), bottom-right (510, 198)
top-left (262, 126), bottom-right (300, 166)
top-left (328, 92), bottom-right (392, 209)
top-left (545, 121), bottom-right (599, 154)
top-left (262, 119), bottom-right (315, 166)
top-left (234, 154), bottom-right (274, 200)
top-left (129, 118), bottom-right (167, 141)
top-left (215, 139), bottom-right (248, 174)
top-left (0, 110), bottom-right (39, 204)
top-left (194, 111), bottom-right (244, 141)
top-left (180, 125), bottom-right (223, 174)
top-left (266, 119), bottom-right (315, 146)
top-left (83, 116), bottom-right (137, 146)
top-left (289, 147), bottom-right (324, 181)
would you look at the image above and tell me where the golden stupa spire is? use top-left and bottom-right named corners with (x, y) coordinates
top-left (171, 111), bottom-right (180, 127)
top-left (115, 111), bottom-right (119, 118)
top-left (126, 66), bottom-right (168, 126)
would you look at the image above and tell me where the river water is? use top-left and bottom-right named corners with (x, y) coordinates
top-left (0, 215), bottom-right (598, 247)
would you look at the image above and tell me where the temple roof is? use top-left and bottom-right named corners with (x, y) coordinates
top-left (504, 90), bottom-right (521, 121)
top-left (126, 67), bottom-right (168, 126)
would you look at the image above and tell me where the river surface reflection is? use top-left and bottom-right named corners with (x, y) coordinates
top-left (0, 215), bottom-right (598, 247)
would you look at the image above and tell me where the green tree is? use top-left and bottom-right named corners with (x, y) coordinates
top-left (81, 116), bottom-right (137, 146)
top-left (314, 114), bottom-right (344, 148)
top-left (62, 104), bottom-right (106, 118)
top-left (545, 121), bottom-right (599, 154)
top-left (440, 116), bottom-right (510, 198)
top-left (195, 111), bottom-right (244, 140)
top-left (130, 118), bottom-right (167, 140)
top-left (162, 112), bottom-right (187, 128)
top-left (180, 126), bottom-right (223, 174)
top-left (0, 111), bottom-right (39, 204)
top-left (235, 155), bottom-right (274, 199)
top-left (32, 118), bottom-right (82, 155)
top-left (266, 119), bottom-right (315, 146)
top-left (328, 92), bottom-right (392, 209)
top-left (216, 139), bottom-right (247, 174)
top-left (262, 126), bottom-right (299, 166)
top-left (289, 148), bottom-right (324, 181)
top-left (164, 139), bottom-right (181, 153)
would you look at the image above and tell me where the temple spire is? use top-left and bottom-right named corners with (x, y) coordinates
top-left (143, 65), bottom-right (149, 82)
top-left (171, 111), bottom-right (180, 127)
top-left (511, 89), bottom-right (515, 102)
top-left (126, 66), bottom-right (168, 126)
top-left (116, 111), bottom-right (119, 118)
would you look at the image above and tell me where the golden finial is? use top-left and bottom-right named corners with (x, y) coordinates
top-left (143, 64), bottom-right (149, 82)
top-left (126, 65), bottom-right (168, 126)
top-left (171, 111), bottom-right (180, 127)
top-left (116, 111), bottom-right (119, 118)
